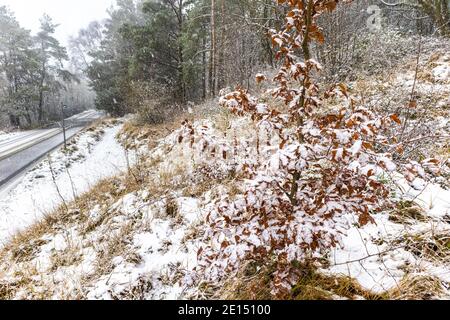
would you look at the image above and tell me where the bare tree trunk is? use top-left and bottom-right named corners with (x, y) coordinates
top-left (177, 0), bottom-right (186, 104)
top-left (24, 108), bottom-right (33, 127)
top-left (202, 32), bottom-right (207, 100)
top-left (217, 0), bottom-right (226, 91)
top-left (9, 114), bottom-right (20, 127)
top-left (263, 0), bottom-right (274, 67)
top-left (38, 62), bottom-right (46, 123)
top-left (209, 0), bottom-right (216, 97)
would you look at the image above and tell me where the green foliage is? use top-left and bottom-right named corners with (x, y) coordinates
top-left (85, 0), bottom-right (142, 116)
top-left (80, 0), bottom-right (278, 121)
top-left (35, 14), bottom-right (76, 123)
top-left (0, 7), bottom-right (76, 128)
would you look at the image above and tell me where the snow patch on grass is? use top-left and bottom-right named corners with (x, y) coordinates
top-left (86, 196), bottom-right (202, 300)
top-left (0, 121), bottom-right (130, 246)
top-left (327, 181), bottom-right (450, 295)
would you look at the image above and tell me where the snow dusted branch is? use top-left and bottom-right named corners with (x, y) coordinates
top-left (170, 0), bottom-right (441, 296)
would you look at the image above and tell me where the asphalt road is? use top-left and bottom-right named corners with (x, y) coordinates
top-left (0, 110), bottom-right (105, 189)
top-left (0, 127), bottom-right (82, 186)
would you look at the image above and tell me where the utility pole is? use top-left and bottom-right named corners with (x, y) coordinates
top-left (61, 104), bottom-right (67, 150)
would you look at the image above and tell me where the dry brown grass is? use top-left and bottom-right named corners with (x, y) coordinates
top-left (214, 260), bottom-right (450, 300)
top-left (290, 271), bottom-right (385, 300)
top-left (50, 245), bottom-right (83, 272)
top-left (389, 200), bottom-right (428, 224)
top-left (119, 111), bottom-right (196, 151)
top-left (214, 262), bottom-right (386, 300)
top-left (90, 222), bottom-right (137, 278)
top-left (0, 213), bottom-right (61, 261)
top-left (111, 275), bottom-right (153, 300)
top-left (182, 168), bottom-right (237, 199)
top-left (0, 113), bottom-right (198, 299)
top-left (0, 264), bottom-right (45, 299)
top-left (389, 275), bottom-right (446, 300)
top-left (391, 226), bottom-right (450, 264)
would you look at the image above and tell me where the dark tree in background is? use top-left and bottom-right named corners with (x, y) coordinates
top-left (0, 7), bottom-right (78, 128)
top-left (2, 0), bottom-right (448, 127)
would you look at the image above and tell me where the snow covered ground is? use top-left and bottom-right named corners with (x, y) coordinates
top-left (85, 196), bottom-right (203, 300)
top-left (323, 51), bottom-right (450, 297)
top-left (327, 181), bottom-right (450, 295)
top-left (0, 49), bottom-right (448, 301)
top-left (0, 121), bottom-right (131, 246)
top-left (0, 123), bottom-right (207, 299)
top-left (0, 113), bottom-right (447, 300)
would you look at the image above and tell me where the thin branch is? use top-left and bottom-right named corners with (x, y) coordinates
top-left (331, 245), bottom-right (406, 267)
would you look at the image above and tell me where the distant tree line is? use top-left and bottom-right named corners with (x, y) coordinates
top-left (0, 7), bottom-right (94, 129)
top-left (2, 0), bottom-right (447, 127)
top-left (69, 0), bottom-right (282, 122)
top-left (70, 0), bottom-right (448, 122)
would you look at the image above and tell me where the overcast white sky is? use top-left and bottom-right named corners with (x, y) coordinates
top-left (0, 0), bottom-right (115, 45)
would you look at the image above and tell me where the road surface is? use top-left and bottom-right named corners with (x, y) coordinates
top-left (0, 110), bottom-right (104, 188)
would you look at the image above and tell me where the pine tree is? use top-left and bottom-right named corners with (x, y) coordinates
top-left (0, 6), bottom-right (38, 127)
top-left (35, 14), bottom-right (75, 123)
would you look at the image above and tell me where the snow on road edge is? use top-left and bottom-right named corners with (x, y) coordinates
top-left (0, 122), bottom-right (130, 245)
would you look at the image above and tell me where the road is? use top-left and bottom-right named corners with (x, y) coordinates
top-left (0, 110), bottom-right (104, 188)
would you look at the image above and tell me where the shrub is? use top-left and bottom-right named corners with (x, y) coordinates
top-left (173, 0), bottom-right (439, 296)
top-left (128, 80), bottom-right (178, 125)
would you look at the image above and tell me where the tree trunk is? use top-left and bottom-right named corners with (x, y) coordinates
top-left (290, 0), bottom-right (314, 204)
top-left (263, 0), bottom-right (274, 67)
top-left (202, 31), bottom-right (207, 100)
top-left (38, 62), bottom-right (46, 123)
top-left (209, 0), bottom-right (216, 97)
top-left (418, 0), bottom-right (450, 36)
top-left (217, 0), bottom-right (226, 91)
top-left (24, 109), bottom-right (33, 127)
top-left (9, 114), bottom-right (20, 127)
top-left (177, 0), bottom-right (186, 104)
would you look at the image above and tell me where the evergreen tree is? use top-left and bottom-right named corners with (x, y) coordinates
top-left (0, 6), bottom-right (39, 127)
top-left (35, 14), bottom-right (76, 123)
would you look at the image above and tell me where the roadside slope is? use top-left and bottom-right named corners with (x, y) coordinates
top-left (0, 47), bottom-right (448, 300)
top-left (0, 119), bottom-right (131, 246)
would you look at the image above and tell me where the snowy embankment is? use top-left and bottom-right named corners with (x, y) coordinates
top-left (327, 180), bottom-right (450, 296)
top-left (0, 120), bottom-right (131, 245)
top-left (0, 114), bottom-right (448, 300)
top-left (0, 122), bottom-right (208, 299)
top-left (325, 52), bottom-right (450, 296)
top-left (0, 50), bottom-right (448, 301)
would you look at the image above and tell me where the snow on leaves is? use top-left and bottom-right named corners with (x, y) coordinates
top-left (170, 0), bottom-right (440, 296)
